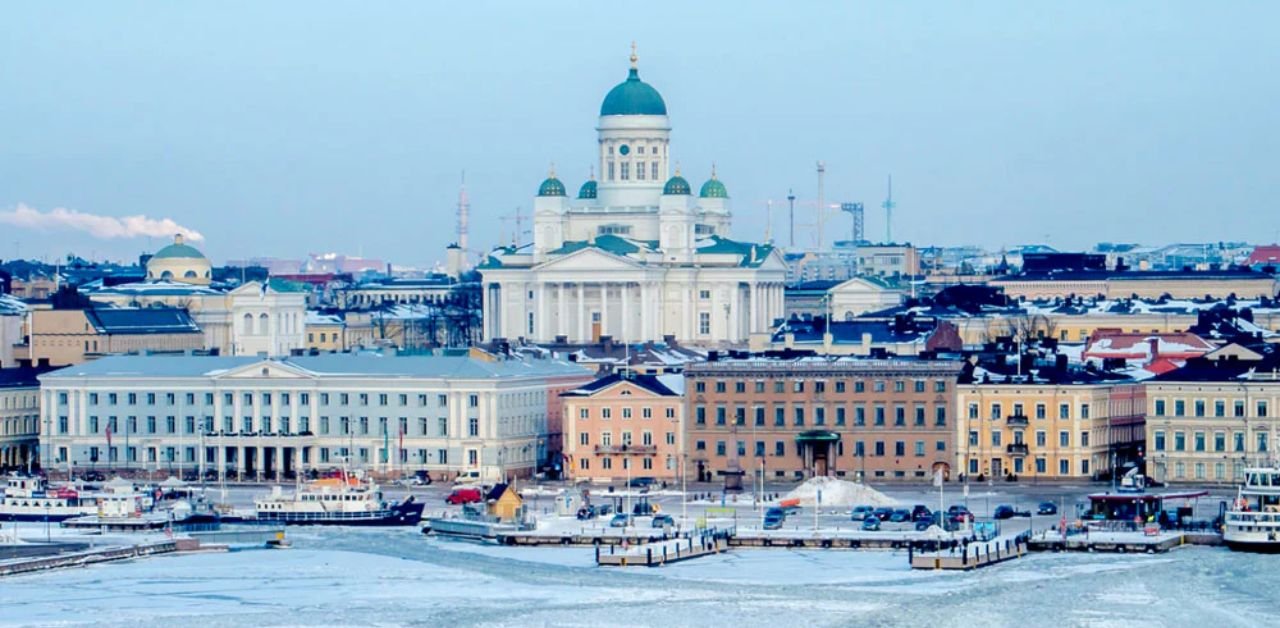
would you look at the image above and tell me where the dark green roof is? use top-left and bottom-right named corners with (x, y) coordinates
top-left (538, 177), bottom-right (567, 197)
top-left (699, 177), bottom-right (728, 198)
top-left (577, 179), bottom-right (598, 199)
top-left (548, 234), bottom-right (658, 257)
top-left (696, 235), bottom-right (775, 267)
top-left (152, 242), bottom-right (206, 259)
top-left (663, 175), bottom-right (691, 195)
top-left (600, 68), bottom-right (667, 116)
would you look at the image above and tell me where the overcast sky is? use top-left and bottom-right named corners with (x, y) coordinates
top-left (2, 2), bottom-right (1277, 266)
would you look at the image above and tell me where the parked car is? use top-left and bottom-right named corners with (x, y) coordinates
top-left (609, 513), bottom-right (632, 528)
top-left (993, 505), bottom-right (1030, 519)
top-left (596, 504), bottom-right (614, 517)
top-left (763, 507), bottom-right (786, 530)
top-left (850, 505), bottom-right (876, 521)
top-left (576, 506), bottom-right (598, 520)
top-left (861, 516), bottom-right (881, 531)
top-left (911, 504), bottom-right (933, 522)
top-left (872, 507), bottom-right (895, 521)
top-left (81, 471), bottom-right (106, 483)
top-left (628, 476), bottom-right (657, 489)
top-left (888, 509), bottom-right (912, 523)
top-left (915, 519), bottom-right (934, 531)
top-left (445, 487), bottom-right (483, 505)
top-left (1037, 501), bottom-right (1058, 515)
top-left (651, 514), bottom-right (675, 528)
top-left (946, 504), bottom-right (973, 524)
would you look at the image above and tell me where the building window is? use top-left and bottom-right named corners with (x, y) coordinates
top-left (1059, 403), bottom-right (1070, 420)
top-left (1174, 431), bottom-right (1186, 451)
top-left (1060, 459), bottom-right (1070, 475)
top-left (914, 441), bottom-right (925, 456)
top-left (1154, 399), bottom-right (1166, 416)
top-left (990, 404), bottom-right (1002, 420)
top-left (699, 312), bottom-right (711, 335)
top-left (620, 162), bottom-right (629, 180)
top-left (651, 162), bottom-right (659, 180)
top-left (467, 418), bottom-right (479, 437)
top-left (968, 403), bottom-right (979, 420)
top-left (991, 432), bottom-right (1001, 447)
top-left (1154, 431), bottom-right (1166, 451)
top-left (1194, 431), bottom-right (1206, 452)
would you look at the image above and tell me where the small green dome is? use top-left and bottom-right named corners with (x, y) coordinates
top-left (577, 179), bottom-right (597, 199)
top-left (152, 234), bottom-right (206, 259)
top-left (663, 174), bottom-right (691, 196)
top-left (601, 67), bottom-right (667, 116)
top-left (538, 176), bottom-right (567, 197)
top-left (699, 178), bottom-right (728, 199)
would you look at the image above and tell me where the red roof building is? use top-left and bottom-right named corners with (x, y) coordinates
top-left (1083, 329), bottom-right (1215, 365)
top-left (1246, 245), bottom-right (1280, 267)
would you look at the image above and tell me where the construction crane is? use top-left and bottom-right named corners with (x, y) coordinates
top-left (840, 202), bottom-right (864, 245)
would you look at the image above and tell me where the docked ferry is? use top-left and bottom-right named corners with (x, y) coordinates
top-left (0, 475), bottom-right (99, 522)
top-left (1223, 467), bottom-right (1280, 552)
top-left (252, 475), bottom-right (424, 526)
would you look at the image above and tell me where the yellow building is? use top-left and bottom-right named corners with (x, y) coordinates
top-left (18, 308), bottom-right (204, 366)
top-left (485, 483), bottom-right (524, 522)
top-left (1144, 373), bottom-right (1280, 484)
top-left (956, 381), bottom-right (1126, 480)
top-left (305, 313), bottom-right (346, 352)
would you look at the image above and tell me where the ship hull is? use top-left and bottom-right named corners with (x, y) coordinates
top-left (252, 501), bottom-right (425, 527)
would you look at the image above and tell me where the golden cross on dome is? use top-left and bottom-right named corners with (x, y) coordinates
top-left (630, 41), bottom-right (638, 68)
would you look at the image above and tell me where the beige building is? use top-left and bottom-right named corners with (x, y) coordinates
top-left (956, 381), bottom-right (1132, 480)
top-left (1, 368), bottom-right (42, 468)
top-left (991, 270), bottom-right (1276, 301)
top-left (561, 373), bottom-right (685, 482)
top-left (17, 308), bottom-right (203, 366)
top-left (305, 312), bottom-right (346, 352)
top-left (857, 244), bottom-right (920, 278)
top-left (1145, 370), bottom-right (1280, 484)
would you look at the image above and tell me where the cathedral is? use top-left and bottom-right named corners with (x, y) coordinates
top-left (479, 49), bottom-right (786, 346)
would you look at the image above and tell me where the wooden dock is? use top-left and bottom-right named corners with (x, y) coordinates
top-left (0, 539), bottom-right (201, 577)
top-left (596, 534), bottom-right (730, 567)
top-left (1028, 530), bottom-right (1221, 553)
top-left (909, 536), bottom-right (1028, 570)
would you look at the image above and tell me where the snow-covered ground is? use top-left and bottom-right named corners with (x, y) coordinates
top-left (3, 526), bottom-right (1279, 627)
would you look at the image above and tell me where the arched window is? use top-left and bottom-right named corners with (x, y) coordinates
top-left (184, 270), bottom-right (197, 278)
top-left (161, 270), bottom-right (173, 280)
top-left (242, 313), bottom-right (254, 334)
top-left (258, 313), bottom-right (269, 335)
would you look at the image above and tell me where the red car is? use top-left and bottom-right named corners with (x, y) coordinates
top-left (445, 488), bottom-right (483, 505)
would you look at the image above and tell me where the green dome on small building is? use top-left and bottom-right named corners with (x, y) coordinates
top-left (152, 234), bottom-right (206, 259)
top-left (699, 166), bottom-right (729, 198)
top-left (538, 173), bottom-right (567, 197)
top-left (577, 178), bottom-right (597, 199)
top-left (663, 174), bottom-right (691, 196)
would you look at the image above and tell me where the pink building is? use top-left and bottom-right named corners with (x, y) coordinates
top-left (561, 373), bottom-right (685, 483)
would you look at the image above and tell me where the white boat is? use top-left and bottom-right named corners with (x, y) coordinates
top-left (1223, 467), bottom-right (1280, 552)
top-left (0, 475), bottom-right (100, 522)
top-left (252, 473), bottom-right (424, 526)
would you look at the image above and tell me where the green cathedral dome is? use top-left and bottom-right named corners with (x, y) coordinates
top-left (538, 176), bottom-right (566, 197)
top-left (663, 174), bottom-right (691, 196)
top-left (577, 179), bottom-right (598, 199)
top-left (600, 59), bottom-right (667, 116)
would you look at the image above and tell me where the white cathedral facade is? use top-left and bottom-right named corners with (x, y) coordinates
top-left (479, 51), bottom-right (787, 346)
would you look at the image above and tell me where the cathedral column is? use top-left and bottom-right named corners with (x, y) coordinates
top-left (537, 282), bottom-right (548, 341)
top-left (639, 282), bottom-right (649, 341)
top-left (577, 283), bottom-right (586, 343)
top-left (711, 284), bottom-right (722, 342)
top-left (729, 284), bottom-right (740, 342)
top-left (749, 283), bottom-right (759, 334)
top-left (621, 282), bottom-right (631, 342)
top-left (557, 283), bottom-right (567, 340)
top-left (481, 282), bottom-right (491, 341)
top-left (601, 283), bottom-right (609, 339)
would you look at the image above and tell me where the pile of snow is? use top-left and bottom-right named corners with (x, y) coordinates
top-left (782, 476), bottom-right (896, 507)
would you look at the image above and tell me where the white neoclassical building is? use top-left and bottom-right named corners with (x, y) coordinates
top-left (37, 354), bottom-right (592, 482)
top-left (479, 50), bottom-right (787, 347)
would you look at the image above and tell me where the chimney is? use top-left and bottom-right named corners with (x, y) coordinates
top-left (707, 350), bottom-right (720, 362)
top-left (1148, 338), bottom-right (1160, 362)
top-left (663, 334), bottom-right (678, 347)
